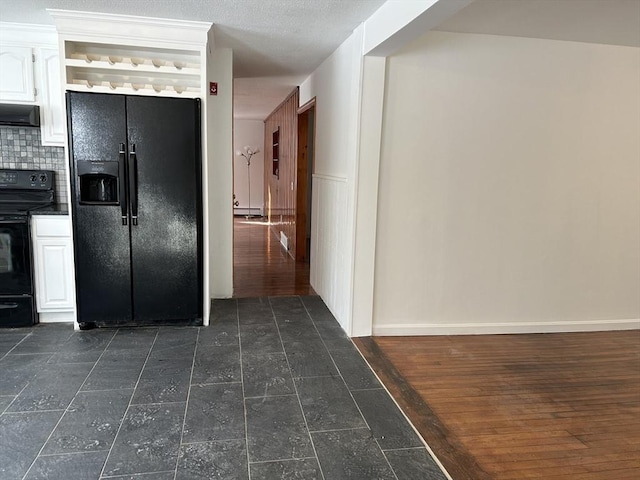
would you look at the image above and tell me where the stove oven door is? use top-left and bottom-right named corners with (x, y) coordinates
top-left (0, 216), bottom-right (31, 294)
top-left (0, 216), bottom-right (34, 327)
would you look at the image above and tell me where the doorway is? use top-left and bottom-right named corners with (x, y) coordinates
top-left (232, 94), bottom-right (316, 298)
top-left (295, 99), bottom-right (315, 262)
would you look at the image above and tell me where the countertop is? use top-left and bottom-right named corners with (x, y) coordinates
top-left (29, 204), bottom-right (69, 216)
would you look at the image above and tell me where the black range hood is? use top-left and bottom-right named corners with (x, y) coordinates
top-left (0, 104), bottom-right (40, 127)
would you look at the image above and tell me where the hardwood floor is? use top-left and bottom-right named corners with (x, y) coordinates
top-left (233, 216), bottom-right (315, 297)
top-left (354, 331), bottom-right (640, 480)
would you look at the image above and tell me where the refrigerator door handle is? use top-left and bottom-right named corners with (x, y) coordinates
top-left (119, 143), bottom-right (128, 225)
top-left (129, 144), bottom-right (139, 226)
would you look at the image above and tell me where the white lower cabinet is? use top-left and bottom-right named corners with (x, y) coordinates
top-left (31, 215), bottom-right (76, 323)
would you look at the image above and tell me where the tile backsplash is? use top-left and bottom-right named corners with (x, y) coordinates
top-left (0, 126), bottom-right (67, 205)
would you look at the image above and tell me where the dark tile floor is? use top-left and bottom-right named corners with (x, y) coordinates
top-left (0, 296), bottom-right (448, 480)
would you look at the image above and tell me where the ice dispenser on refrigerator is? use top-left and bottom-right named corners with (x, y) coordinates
top-left (77, 160), bottom-right (120, 204)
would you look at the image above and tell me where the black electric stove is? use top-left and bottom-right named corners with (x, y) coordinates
top-left (0, 169), bottom-right (55, 327)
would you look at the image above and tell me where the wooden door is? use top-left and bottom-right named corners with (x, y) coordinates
top-left (295, 101), bottom-right (315, 262)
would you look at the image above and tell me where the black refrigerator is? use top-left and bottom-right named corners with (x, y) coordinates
top-left (67, 91), bottom-right (203, 327)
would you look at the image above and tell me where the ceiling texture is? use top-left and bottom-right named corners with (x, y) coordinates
top-left (0, 0), bottom-right (387, 119)
top-left (1, 0), bottom-right (639, 119)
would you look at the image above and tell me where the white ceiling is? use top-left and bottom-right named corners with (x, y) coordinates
top-left (0, 0), bottom-right (387, 119)
top-left (1, 0), bottom-right (638, 119)
top-left (435, 0), bottom-right (640, 48)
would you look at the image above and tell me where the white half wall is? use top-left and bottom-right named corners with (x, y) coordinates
top-left (207, 47), bottom-right (234, 299)
top-left (374, 31), bottom-right (640, 335)
top-left (311, 174), bottom-right (349, 323)
top-left (233, 119), bottom-right (265, 215)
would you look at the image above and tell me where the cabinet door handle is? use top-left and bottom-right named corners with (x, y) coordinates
top-left (0, 303), bottom-right (19, 310)
top-left (0, 219), bottom-right (27, 224)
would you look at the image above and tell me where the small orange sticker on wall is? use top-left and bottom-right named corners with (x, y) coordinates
top-left (209, 82), bottom-right (218, 95)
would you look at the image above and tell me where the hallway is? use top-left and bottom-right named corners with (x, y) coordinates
top-left (233, 217), bottom-right (314, 298)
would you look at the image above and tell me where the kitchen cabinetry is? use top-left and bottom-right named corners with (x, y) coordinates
top-left (0, 24), bottom-right (65, 145)
top-left (0, 45), bottom-right (35, 102)
top-left (35, 48), bottom-right (65, 145)
top-left (49, 10), bottom-right (211, 99)
top-left (31, 215), bottom-right (75, 323)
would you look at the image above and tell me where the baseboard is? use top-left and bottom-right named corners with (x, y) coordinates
top-left (373, 318), bottom-right (640, 336)
top-left (39, 311), bottom-right (75, 323)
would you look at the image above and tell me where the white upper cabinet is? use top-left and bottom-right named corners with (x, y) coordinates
top-left (0, 24), bottom-right (65, 146)
top-left (35, 48), bottom-right (65, 145)
top-left (0, 46), bottom-right (36, 102)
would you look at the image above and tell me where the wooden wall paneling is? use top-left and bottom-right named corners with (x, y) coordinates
top-left (264, 88), bottom-right (299, 259)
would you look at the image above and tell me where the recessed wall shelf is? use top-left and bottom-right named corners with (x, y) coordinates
top-left (272, 127), bottom-right (280, 179)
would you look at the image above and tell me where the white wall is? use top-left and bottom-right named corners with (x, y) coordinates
top-left (373, 31), bottom-right (640, 335)
top-left (363, 0), bottom-right (472, 56)
top-left (300, 29), bottom-right (363, 178)
top-left (207, 47), bottom-right (234, 300)
top-left (300, 27), bottom-right (364, 331)
top-left (299, 2), bottom-right (467, 336)
top-left (233, 119), bottom-right (264, 215)
top-left (350, 55), bottom-right (386, 336)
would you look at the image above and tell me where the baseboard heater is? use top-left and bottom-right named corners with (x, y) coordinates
top-left (233, 207), bottom-right (263, 216)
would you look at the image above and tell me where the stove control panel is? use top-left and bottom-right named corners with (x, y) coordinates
top-left (0, 169), bottom-right (54, 190)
